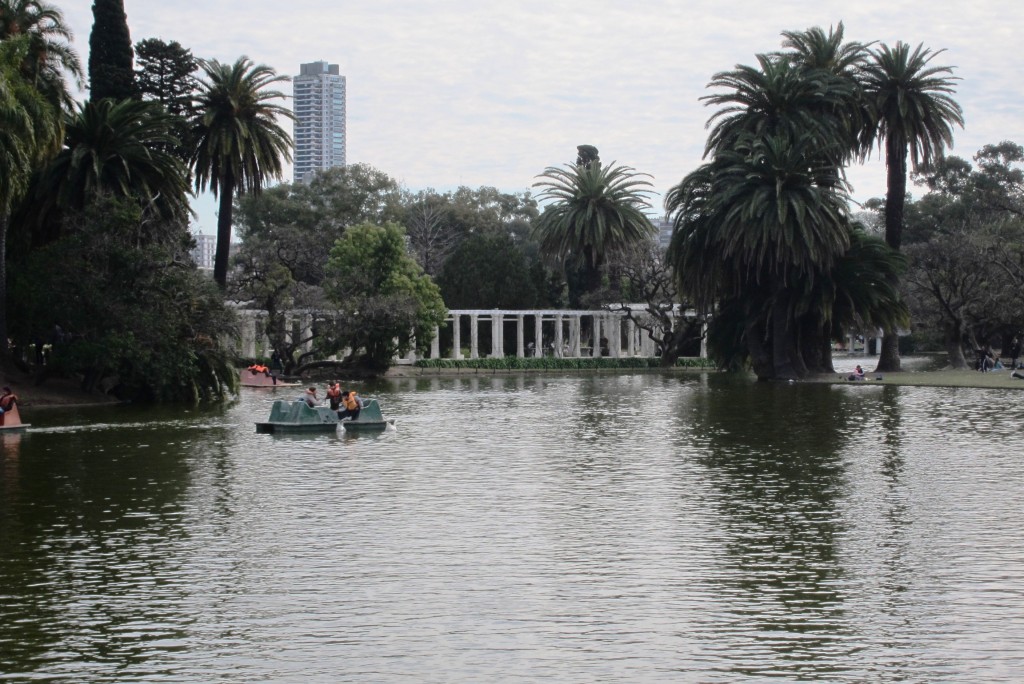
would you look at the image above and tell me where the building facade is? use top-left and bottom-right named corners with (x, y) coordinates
top-left (292, 61), bottom-right (347, 184)
top-left (190, 233), bottom-right (216, 270)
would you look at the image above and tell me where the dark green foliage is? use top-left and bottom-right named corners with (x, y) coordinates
top-left (134, 37), bottom-right (198, 161)
top-left (134, 38), bottom-right (197, 118)
top-left (88, 0), bottom-right (136, 101)
top-left (7, 197), bottom-right (237, 402)
top-left (436, 232), bottom-right (541, 309)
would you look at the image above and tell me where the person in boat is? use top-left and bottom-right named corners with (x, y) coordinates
top-left (337, 390), bottom-right (363, 421)
top-left (326, 381), bottom-right (342, 411)
top-left (247, 363), bottom-right (271, 375)
top-left (298, 387), bottom-right (319, 407)
top-left (0, 386), bottom-right (18, 425)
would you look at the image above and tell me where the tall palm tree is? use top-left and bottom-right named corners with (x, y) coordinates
top-left (0, 0), bottom-right (83, 105)
top-left (668, 132), bottom-right (852, 379)
top-left (702, 53), bottom-right (851, 167)
top-left (861, 41), bottom-right (964, 371)
top-left (191, 57), bottom-right (293, 288)
top-left (34, 98), bottom-right (190, 224)
top-left (0, 0), bottom-right (79, 353)
top-left (0, 35), bottom-right (62, 353)
top-left (779, 22), bottom-right (872, 160)
top-left (532, 161), bottom-right (654, 296)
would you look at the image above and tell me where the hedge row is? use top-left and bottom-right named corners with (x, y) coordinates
top-left (413, 356), bottom-right (716, 371)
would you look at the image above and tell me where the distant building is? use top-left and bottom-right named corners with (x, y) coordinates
top-left (191, 233), bottom-right (216, 270)
top-left (655, 216), bottom-right (673, 249)
top-left (293, 61), bottom-right (347, 184)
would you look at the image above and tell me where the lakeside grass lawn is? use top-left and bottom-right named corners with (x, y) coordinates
top-left (821, 367), bottom-right (1024, 390)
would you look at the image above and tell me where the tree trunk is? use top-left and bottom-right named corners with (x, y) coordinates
top-left (944, 323), bottom-right (968, 369)
top-left (744, 316), bottom-right (773, 380)
top-left (800, 318), bottom-right (835, 374)
top-left (876, 136), bottom-right (908, 374)
top-left (213, 175), bottom-right (235, 288)
top-left (771, 293), bottom-right (799, 380)
top-left (876, 332), bottom-right (901, 373)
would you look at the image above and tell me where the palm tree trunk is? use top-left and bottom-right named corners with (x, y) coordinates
top-left (771, 292), bottom-right (799, 380)
top-left (213, 175), bottom-right (235, 288)
top-left (876, 136), bottom-right (908, 373)
top-left (744, 316), bottom-right (773, 380)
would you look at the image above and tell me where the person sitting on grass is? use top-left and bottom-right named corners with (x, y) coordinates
top-left (848, 365), bottom-right (866, 381)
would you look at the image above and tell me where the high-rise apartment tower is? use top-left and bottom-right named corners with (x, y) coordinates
top-left (292, 61), bottom-right (347, 183)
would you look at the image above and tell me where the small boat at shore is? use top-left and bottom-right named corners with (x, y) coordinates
top-left (0, 403), bottom-right (29, 432)
top-left (239, 368), bottom-right (301, 388)
top-left (255, 398), bottom-right (394, 434)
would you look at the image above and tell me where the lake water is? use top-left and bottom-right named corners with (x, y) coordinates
top-left (2, 369), bottom-right (1023, 682)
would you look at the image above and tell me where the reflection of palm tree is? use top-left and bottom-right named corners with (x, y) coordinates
top-left (691, 379), bottom-right (855, 668)
top-left (533, 161), bottom-right (655, 296)
top-left (191, 57), bottom-right (293, 288)
top-left (861, 42), bottom-right (964, 371)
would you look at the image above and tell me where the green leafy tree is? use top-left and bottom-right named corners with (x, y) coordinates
top-left (8, 196), bottom-right (236, 401)
top-left (88, 0), bottom-right (136, 101)
top-left (323, 222), bottom-right (446, 372)
top-left (861, 41), bottom-right (964, 371)
top-left (232, 164), bottom-right (404, 369)
top-left (191, 56), bottom-right (293, 288)
top-left (533, 159), bottom-right (655, 303)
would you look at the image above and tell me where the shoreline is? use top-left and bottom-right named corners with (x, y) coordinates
top-left (6, 363), bottom-right (1022, 410)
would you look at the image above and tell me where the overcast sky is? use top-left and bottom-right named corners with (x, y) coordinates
top-left (61, 1), bottom-right (1024, 233)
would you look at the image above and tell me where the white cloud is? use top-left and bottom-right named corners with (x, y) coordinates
top-left (62, 0), bottom-right (1024, 229)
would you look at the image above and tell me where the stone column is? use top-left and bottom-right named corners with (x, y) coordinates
top-left (534, 314), bottom-right (544, 357)
top-left (430, 325), bottom-right (440, 359)
top-left (516, 314), bottom-right (525, 358)
top-left (452, 314), bottom-right (462, 359)
top-left (301, 314), bottom-right (313, 353)
top-left (470, 314), bottom-right (479, 359)
top-left (609, 315), bottom-right (621, 358)
top-left (592, 315), bottom-right (602, 357)
top-left (554, 314), bottom-right (564, 357)
top-left (241, 312), bottom-right (257, 357)
top-left (490, 312), bottom-right (503, 357)
top-left (626, 319), bottom-right (636, 357)
top-left (571, 316), bottom-right (582, 357)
